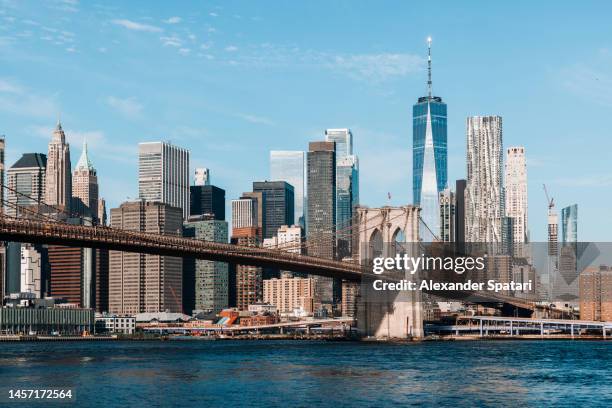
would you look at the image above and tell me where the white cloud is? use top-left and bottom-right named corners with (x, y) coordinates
top-left (238, 113), bottom-right (275, 126)
top-left (106, 96), bottom-right (143, 118)
top-left (330, 53), bottom-right (424, 82)
top-left (111, 19), bottom-right (162, 33)
top-left (225, 45), bottom-right (238, 52)
top-left (160, 35), bottom-right (181, 47)
top-left (0, 78), bottom-right (58, 119)
top-left (165, 16), bottom-right (181, 24)
top-left (209, 12), bottom-right (218, 17)
top-left (178, 48), bottom-right (190, 56)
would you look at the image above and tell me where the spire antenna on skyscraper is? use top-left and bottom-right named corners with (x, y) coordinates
top-left (427, 36), bottom-right (433, 98)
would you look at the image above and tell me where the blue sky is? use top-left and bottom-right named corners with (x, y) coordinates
top-left (0, 0), bottom-right (611, 241)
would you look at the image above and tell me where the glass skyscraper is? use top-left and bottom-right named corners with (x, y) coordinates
top-left (413, 38), bottom-right (447, 241)
top-left (561, 204), bottom-right (578, 244)
top-left (270, 151), bottom-right (305, 228)
top-left (325, 129), bottom-right (359, 258)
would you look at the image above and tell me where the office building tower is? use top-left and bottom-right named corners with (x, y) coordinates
top-left (20, 244), bottom-right (42, 297)
top-left (263, 277), bottom-right (314, 314)
top-left (342, 281), bottom-right (359, 317)
top-left (263, 224), bottom-right (303, 278)
top-left (561, 204), bottom-right (578, 244)
top-left (270, 151), bottom-right (305, 228)
top-left (138, 141), bottom-right (190, 219)
top-left (241, 191), bottom-right (264, 240)
top-left (580, 266), bottom-right (612, 321)
top-left (548, 208), bottom-right (559, 257)
top-left (72, 141), bottom-right (99, 220)
top-left (231, 227), bottom-right (262, 310)
top-left (252, 181), bottom-right (294, 240)
top-left (0, 135), bottom-right (5, 215)
top-left (231, 197), bottom-right (258, 230)
top-left (6, 153), bottom-right (47, 218)
top-left (455, 179), bottom-right (466, 243)
top-left (95, 248), bottom-right (109, 312)
top-left (439, 187), bottom-right (455, 242)
top-left (307, 141), bottom-right (336, 310)
top-left (465, 116), bottom-right (504, 243)
top-left (183, 215), bottom-right (229, 315)
top-left (45, 121), bottom-right (71, 211)
top-left (109, 201), bottom-right (183, 314)
top-left (413, 38), bottom-right (447, 241)
top-left (325, 129), bottom-right (359, 258)
top-left (194, 167), bottom-right (210, 186)
top-left (98, 198), bottom-right (107, 226)
top-left (505, 147), bottom-right (528, 256)
top-left (190, 184), bottom-right (225, 220)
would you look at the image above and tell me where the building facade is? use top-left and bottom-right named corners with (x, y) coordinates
top-left (454, 179), bottom-right (466, 243)
top-left (270, 151), bottom-right (305, 228)
top-left (20, 244), bottom-right (42, 297)
top-left (194, 167), bottom-right (210, 186)
top-left (72, 141), bottom-right (99, 221)
top-left (439, 187), bottom-right (455, 242)
top-left (183, 216), bottom-right (229, 315)
top-left (263, 277), bottom-right (314, 314)
top-left (580, 266), bottom-right (612, 321)
top-left (190, 184), bottom-right (225, 220)
top-left (138, 141), bottom-right (190, 219)
top-left (505, 146), bottom-right (528, 257)
top-left (413, 39), bottom-right (447, 241)
top-left (252, 181), bottom-right (294, 240)
top-left (6, 153), bottom-right (47, 218)
top-left (465, 116), bottom-right (504, 243)
top-left (561, 204), bottom-right (578, 244)
top-left (45, 121), bottom-right (72, 211)
top-left (109, 201), bottom-right (183, 314)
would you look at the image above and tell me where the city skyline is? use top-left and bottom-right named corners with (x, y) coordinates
top-left (1, 1), bottom-right (611, 240)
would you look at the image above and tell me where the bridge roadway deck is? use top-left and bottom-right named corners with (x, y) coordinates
top-left (0, 217), bottom-right (534, 311)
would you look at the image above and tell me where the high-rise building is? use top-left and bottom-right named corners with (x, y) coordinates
top-left (98, 198), bottom-right (107, 226)
top-left (190, 185), bottom-right (225, 220)
top-left (270, 151), bottom-right (305, 228)
top-left (138, 141), bottom-right (190, 219)
top-left (45, 121), bottom-right (71, 211)
top-left (6, 153), bottom-right (47, 218)
top-left (263, 277), bottom-right (314, 314)
top-left (109, 201), bottom-right (183, 314)
top-left (231, 197), bottom-right (258, 230)
top-left (580, 265), bottom-right (612, 321)
top-left (183, 215), bottom-right (229, 315)
top-left (439, 187), bottom-right (455, 242)
top-left (194, 167), bottom-right (210, 186)
top-left (231, 227), bottom-right (262, 310)
top-left (505, 147), bottom-right (528, 256)
top-left (455, 179), bottom-right (466, 243)
top-left (548, 208), bottom-right (559, 257)
top-left (307, 141), bottom-right (336, 310)
top-left (325, 129), bottom-right (359, 259)
top-left (72, 141), bottom-right (99, 221)
top-left (0, 135), bottom-right (5, 215)
top-left (465, 116), bottom-right (504, 243)
top-left (413, 38), bottom-right (447, 241)
top-left (263, 224), bottom-right (303, 278)
top-left (20, 244), bottom-right (42, 297)
top-left (561, 204), bottom-right (578, 244)
top-left (252, 181), bottom-right (294, 240)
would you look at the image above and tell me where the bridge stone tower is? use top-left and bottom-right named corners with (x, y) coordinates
top-left (355, 206), bottom-right (424, 339)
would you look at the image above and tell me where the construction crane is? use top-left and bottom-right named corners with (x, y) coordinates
top-left (543, 184), bottom-right (554, 210)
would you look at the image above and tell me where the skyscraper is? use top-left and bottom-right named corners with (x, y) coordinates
top-left (183, 215), bottom-right (229, 315)
top-left (0, 135), bottom-right (5, 216)
top-left (455, 179), bottom-right (466, 243)
top-left (505, 147), bottom-right (528, 256)
top-left (45, 121), bottom-right (71, 211)
top-left (270, 151), bottom-right (305, 228)
top-left (252, 181), bottom-right (294, 240)
top-left (7, 153), bottom-right (47, 218)
top-left (72, 141), bottom-right (99, 221)
top-left (194, 167), bottom-right (210, 186)
top-left (465, 116), bottom-right (504, 243)
top-left (413, 38), bottom-right (447, 240)
top-left (109, 201), bottom-right (183, 314)
top-left (190, 185), bottom-right (225, 220)
top-left (439, 187), bottom-right (455, 242)
top-left (324, 129), bottom-right (353, 158)
top-left (138, 141), bottom-right (190, 219)
top-left (561, 204), bottom-right (578, 244)
top-left (307, 141), bottom-right (336, 310)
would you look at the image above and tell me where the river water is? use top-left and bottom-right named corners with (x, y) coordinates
top-left (1, 340), bottom-right (610, 407)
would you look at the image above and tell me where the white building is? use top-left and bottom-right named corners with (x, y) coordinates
top-left (45, 121), bottom-right (72, 211)
top-left (95, 314), bottom-right (136, 335)
top-left (505, 146), bottom-right (528, 257)
top-left (20, 245), bottom-right (42, 297)
top-left (231, 198), bottom-right (258, 230)
top-left (263, 277), bottom-right (314, 315)
top-left (270, 151), bottom-right (306, 227)
top-left (138, 141), bottom-right (190, 219)
top-left (465, 116), bottom-right (504, 243)
top-left (194, 167), bottom-right (210, 186)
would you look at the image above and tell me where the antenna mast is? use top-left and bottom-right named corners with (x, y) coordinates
top-left (427, 36), bottom-right (432, 98)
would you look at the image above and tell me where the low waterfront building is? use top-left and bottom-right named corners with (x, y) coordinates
top-left (239, 314), bottom-right (278, 326)
top-left (580, 265), bottom-right (612, 321)
top-left (0, 294), bottom-right (94, 335)
top-left (263, 277), bottom-right (314, 315)
top-left (95, 314), bottom-right (136, 334)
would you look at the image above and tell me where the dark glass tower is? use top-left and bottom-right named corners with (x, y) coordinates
top-left (252, 181), bottom-right (294, 239)
top-left (190, 185), bottom-right (225, 221)
top-left (413, 38), bottom-right (447, 240)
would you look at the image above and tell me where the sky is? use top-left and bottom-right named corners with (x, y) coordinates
top-left (0, 0), bottom-right (611, 241)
